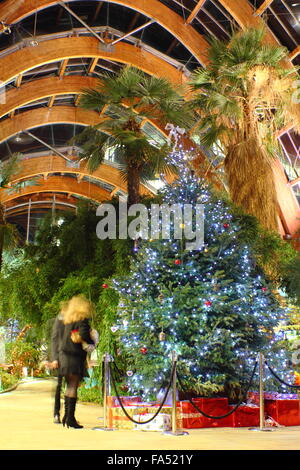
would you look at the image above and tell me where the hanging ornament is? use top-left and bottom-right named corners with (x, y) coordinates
top-left (126, 370), bottom-right (133, 377)
top-left (223, 223), bottom-right (229, 229)
top-left (117, 348), bottom-right (122, 356)
top-left (140, 347), bottom-right (148, 355)
top-left (158, 293), bottom-right (164, 303)
top-left (261, 287), bottom-right (267, 292)
top-left (110, 325), bottom-right (119, 333)
top-left (159, 331), bottom-right (166, 341)
top-left (175, 259), bottom-right (181, 265)
top-left (204, 300), bottom-right (212, 307)
top-left (102, 283), bottom-right (108, 289)
top-left (120, 384), bottom-right (129, 392)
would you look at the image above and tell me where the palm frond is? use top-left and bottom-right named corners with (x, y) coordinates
top-left (79, 88), bottom-right (107, 112)
top-left (70, 126), bottom-right (110, 172)
top-left (188, 26), bottom-right (299, 230)
top-left (6, 177), bottom-right (41, 195)
top-left (0, 153), bottom-right (22, 188)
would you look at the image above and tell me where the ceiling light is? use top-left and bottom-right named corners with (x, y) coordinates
top-left (29, 39), bottom-right (39, 47)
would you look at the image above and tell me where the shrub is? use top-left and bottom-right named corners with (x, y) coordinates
top-left (0, 371), bottom-right (18, 391)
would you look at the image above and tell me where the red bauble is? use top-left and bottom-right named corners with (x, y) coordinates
top-left (223, 223), bottom-right (229, 229)
top-left (175, 259), bottom-right (181, 265)
top-left (205, 300), bottom-right (212, 307)
top-left (102, 283), bottom-right (108, 288)
top-left (140, 347), bottom-right (147, 355)
top-left (261, 287), bottom-right (267, 292)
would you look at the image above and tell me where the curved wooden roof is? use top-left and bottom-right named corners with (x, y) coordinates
top-left (0, 0), bottom-right (298, 236)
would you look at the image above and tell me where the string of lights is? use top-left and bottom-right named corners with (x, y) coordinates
top-left (111, 147), bottom-right (293, 401)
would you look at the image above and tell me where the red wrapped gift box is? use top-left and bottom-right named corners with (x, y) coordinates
top-left (179, 398), bottom-right (232, 429)
top-left (265, 400), bottom-right (300, 426)
top-left (229, 405), bottom-right (260, 427)
top-left (107, 396), bottom-right (142, 407)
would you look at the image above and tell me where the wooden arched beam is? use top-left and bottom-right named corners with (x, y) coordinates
top-left (0, 0), bottom-right (210, 66)
top-left (0, 175), bottom-right (112, 204)
top-left (5, 192), bottom-right (78, 208)
top-left (0, 75), bottom-right (170, 140)
top-left (272, 160), bottom-right (300, 237)
top-left (0, 37), bottom-right (185, 86)
top-left (0, 75), bottom-right (99, 119)
top-left (0, 106), bottom-right (156, 194)
top-left (9, 155), bottom-right (153, 197)
top-left (0, 106), bottom-right (101, 143)
top-left (5, 198), bottom-right (77, 217)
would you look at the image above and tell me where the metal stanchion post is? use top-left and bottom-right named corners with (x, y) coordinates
top-left (163, 351), bottom-right (188, 436)
top-left (93, 353), bottom-right (115, 431)
top-left (249, 352), bottom-right (275, 432)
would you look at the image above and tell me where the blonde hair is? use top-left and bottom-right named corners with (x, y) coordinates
top-left (62, 295), bottom-right (94, 324)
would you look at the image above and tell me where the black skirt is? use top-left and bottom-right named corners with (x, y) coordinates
top-left (58, 351), bottom-right (88, 381)
top-left (57, 318), bottom-right (94, 381)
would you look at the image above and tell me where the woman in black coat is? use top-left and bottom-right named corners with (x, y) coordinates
top-left (51, 295), bottom-right (95, 429)
top-left (51, 309), bottom-right (65, 424)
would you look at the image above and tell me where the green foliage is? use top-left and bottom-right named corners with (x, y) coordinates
top-left (74, 66), bottom-right (193, 204)
top-left (281, 254), bottom-right (300, 305)
top-left (0, 371), bottom-right (18, 391)
top-left (220, 197), bottom-right (298, 285)
top-left (97, 286), bottom-right (120, 359)
top-left (6, 340), bottom-right (41, 377)
top-left (0, 153), bottom-right (22, 189)
top-left (0, 201), bottom-right (135, 370)
top-left (78, 385), bottom-right (102, 404)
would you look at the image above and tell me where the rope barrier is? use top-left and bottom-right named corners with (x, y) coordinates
top-left (107, 349), bottom-right (300, 427)
top-left (109, 361), bottom-right (176, 425)
top-left (111, 361), bottom-right (126, 378)
top-left (265, 361), bottom-right (300, 390)
top-left (177, 360), bottom-right (258, 419)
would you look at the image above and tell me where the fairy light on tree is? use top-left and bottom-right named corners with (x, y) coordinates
top-left (112, 147), bottom-right (291, 401)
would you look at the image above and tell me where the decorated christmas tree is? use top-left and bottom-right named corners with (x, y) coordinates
top-left (112, 148), bottom-right (290, 401)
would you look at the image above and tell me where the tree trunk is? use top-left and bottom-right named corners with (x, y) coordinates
top-left (127, 163), bottom-right (141, 206)
top-left (225, 138), bottom-right (279, 232)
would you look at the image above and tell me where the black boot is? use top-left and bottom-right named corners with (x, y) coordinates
top-left (62, 395), bottom-right (69, 427)
top-left (66, 397), bottom-right (83, 429)
top-left (54, 376), bottom-right (62, 424)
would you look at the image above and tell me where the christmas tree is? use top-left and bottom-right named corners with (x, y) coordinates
top-left (112, 148), bottom-right (290, 401)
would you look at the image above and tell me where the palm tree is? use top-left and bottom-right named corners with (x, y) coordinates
top-left (189, 27), bottom-right (300, 232)
top-left (73, 66), bottom-right (194, 205)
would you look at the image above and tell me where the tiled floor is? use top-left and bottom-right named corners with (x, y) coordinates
top-left (0, 379), bottom-right (299, 450)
